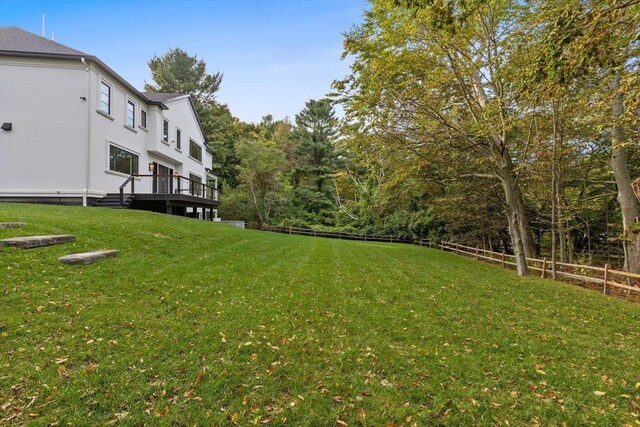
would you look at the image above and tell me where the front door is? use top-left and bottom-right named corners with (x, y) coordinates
top-left (152, 162), bottom-right (173, 193)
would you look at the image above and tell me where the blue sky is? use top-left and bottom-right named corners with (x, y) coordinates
top-left (0, 0), bottom-right (367, 123)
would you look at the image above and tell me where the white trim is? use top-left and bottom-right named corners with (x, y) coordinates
top-left (0, 190), bottom-right (107, 197)
top-left (96, 108), bottom-right (115, 121)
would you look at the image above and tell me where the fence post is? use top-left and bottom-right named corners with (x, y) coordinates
top-left (475, 247), bottom-right (479, 261)
top-left (289, 226), bottom-right (292, 235)
top-left (501, 252), bottom-right (505, 268)
top-left (541, 257), bottom-right (547, 279)
top-left (603, 264), bottom-right (610, 295)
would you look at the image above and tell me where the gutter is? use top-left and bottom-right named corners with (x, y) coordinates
top-left (82, 57), bottom-right (90, 206)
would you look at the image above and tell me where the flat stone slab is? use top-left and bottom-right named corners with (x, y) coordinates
top-left (0, 234), bottom-right (76, 249)
top-left (0, 222), bottom-right (26, 229)
top-left (58, 250), bottom-right (119, 265)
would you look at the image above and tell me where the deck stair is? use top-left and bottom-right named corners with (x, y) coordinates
top-left (94, 193), bottom-right (134, 209)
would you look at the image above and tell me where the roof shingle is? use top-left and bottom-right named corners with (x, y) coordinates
top-left (0, 26), bottom-right (87, 56)
top-left (142, 92), bottom-right (187, 103)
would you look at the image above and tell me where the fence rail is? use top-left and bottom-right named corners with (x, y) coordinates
top-left (249, 225), bottom-right (415, 243)
top-left (248, 224), bottom-right (640, 296)
top-left (420, 240), bottom-right (640, 295)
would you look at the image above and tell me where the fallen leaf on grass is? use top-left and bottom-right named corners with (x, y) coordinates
top-left (593, 391), bottom-right (606, 396)
top-left (1, 401), bottom-right (11, 411)
top-left (53, 357), bottom-right (68, 364)
top-left (36, 306), bottom-right (44, 313)
top-left (358, 408), bottom-right (366, 420)
top-left (336, 420), bottom-right (348, 427)
top-left (57, 365), bottom-right (68, 380)
top-left (193, 370), bottom-right (204, 385)
top-left (85, 363), bottom-right (98, 374)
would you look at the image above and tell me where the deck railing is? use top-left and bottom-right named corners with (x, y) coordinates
top-left (119, 174), bottom-right (219, 207)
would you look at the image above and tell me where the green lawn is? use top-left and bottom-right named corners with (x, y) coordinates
top-left (1, 203), bottom-right (639, 426)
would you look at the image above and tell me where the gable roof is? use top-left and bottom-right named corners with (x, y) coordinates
top-left (0, 26), bottom-right (87, 56)
top-left (0, 26), bottom-right (167, 110)
top-left (144, 93), bottom-right (209, 145)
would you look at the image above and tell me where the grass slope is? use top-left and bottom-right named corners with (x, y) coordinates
top-left (1, 203), bottom-right (640, 426)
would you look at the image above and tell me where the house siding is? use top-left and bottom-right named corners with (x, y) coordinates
top-left (0, 55), bottom-right (214, 205)
top-left (0, 57), bottom-right (88, 197)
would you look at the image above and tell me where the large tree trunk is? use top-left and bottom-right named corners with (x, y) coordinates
top-left (610, 76), bottom-right (640, 273)
top-left (497, 153), bottom-right (529, 276)
top-left (513, 183), bottom-right (534, 258)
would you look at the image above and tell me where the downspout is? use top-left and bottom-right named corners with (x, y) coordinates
top-left (81, 57), bottom-right (90, 207)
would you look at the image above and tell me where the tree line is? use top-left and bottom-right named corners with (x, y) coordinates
top-left (145, 0), bottom-right (639, 276)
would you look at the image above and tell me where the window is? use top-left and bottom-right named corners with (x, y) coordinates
top-left (100, 81), bottom-right (111, 115)
top-left (176, 128), bottom-right (182, 150)
top-left (140, 109), bottom-right (147, 128)
top-left (189, 173), bottom-right (202, 196)
top-left (109, 145), bottom-right (139, 175)
top-left (189, 139), bottom-right (202, 162)
top-left (162, 119), bottom-right (169, 142)
top-left (126, 100), bottom-right (135, 128)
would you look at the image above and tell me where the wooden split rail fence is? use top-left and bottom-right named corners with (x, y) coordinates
top-left (421, 240), bottom-right (640, 296)
top-left (251, 225), bottom-right (414, 243)
top-left (248, 224), bottom-right (640, 296)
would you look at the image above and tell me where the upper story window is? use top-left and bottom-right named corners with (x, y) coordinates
top-left (109, 145), bottom-right (139, 175)
top-left (189, 139), bottom-right (202, 162)
top-left (100, 81), bottom-right (111, 115)
top-left (140, 109), bottom-right (147, 128)
top-left (176, 128), bottom-right (182, 150)
top-left (126, 100), bottom-right (136, 128)
top-left (162, 119), bottom-right (169, 143)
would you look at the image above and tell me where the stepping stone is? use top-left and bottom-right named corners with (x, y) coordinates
top-left (58, 250), bottom-right (119, 265)
top-left (0, 222), bottom-right (26, 229)
top-left (0, 234), bottom-right (76, 249)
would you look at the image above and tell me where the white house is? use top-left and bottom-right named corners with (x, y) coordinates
top-left (0, 26), bottom-right (219, 219)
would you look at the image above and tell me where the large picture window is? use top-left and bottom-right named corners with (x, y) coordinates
top-left (109, 145), bottom-right (139, 175)
top-left (100, 81), bottom-right (111, 115)
top-left (189, 139), bottom-right (202, 162)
